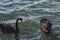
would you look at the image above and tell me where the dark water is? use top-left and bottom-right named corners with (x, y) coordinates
top-left (0, 0), bottom-right (60, 40)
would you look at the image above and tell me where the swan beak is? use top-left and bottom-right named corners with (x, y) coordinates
top-left (22, 20), bottom-right (25, 22)
top-left (18, 20), bottom-right (22, 23)
top-left (18, 19), bottom-right (25, 23)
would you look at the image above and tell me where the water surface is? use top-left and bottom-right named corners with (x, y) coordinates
top-left (0, 0), bottom-right (60, 40)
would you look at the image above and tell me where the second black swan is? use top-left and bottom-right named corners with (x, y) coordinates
top-left (40, 18), bottom-right (52, 34)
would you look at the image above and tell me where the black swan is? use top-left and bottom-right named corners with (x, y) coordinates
top-left (0, 18), bottom-right (23, 40)
top-left (0, 18), bottom-right (22, 33)
top-left (40, 18), bottom-right (52, 34)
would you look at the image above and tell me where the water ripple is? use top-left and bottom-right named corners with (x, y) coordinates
top-left (0, 0), bottom-right (60, 40)
top-left (0, 0), bottom-right (50, 14)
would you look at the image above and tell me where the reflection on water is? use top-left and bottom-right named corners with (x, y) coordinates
top-left (0, 0), bottom-right (60, 40)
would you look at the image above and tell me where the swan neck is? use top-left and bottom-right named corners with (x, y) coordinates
top-left (16, 19), bottom-right (19, 31)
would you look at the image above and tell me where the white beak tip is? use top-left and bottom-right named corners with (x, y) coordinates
top-left (18, 19), bottom-right (25, 23)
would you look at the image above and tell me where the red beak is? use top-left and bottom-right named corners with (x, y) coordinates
top-left (45, 28), bottom-right (48, 32)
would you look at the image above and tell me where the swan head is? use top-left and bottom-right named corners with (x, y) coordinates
top-left (17, 18), bottom-right (23, 23)
top-left (40, 18), bottom-right (49, 23)
top-left (17, 18), bottom-right (25, 23)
